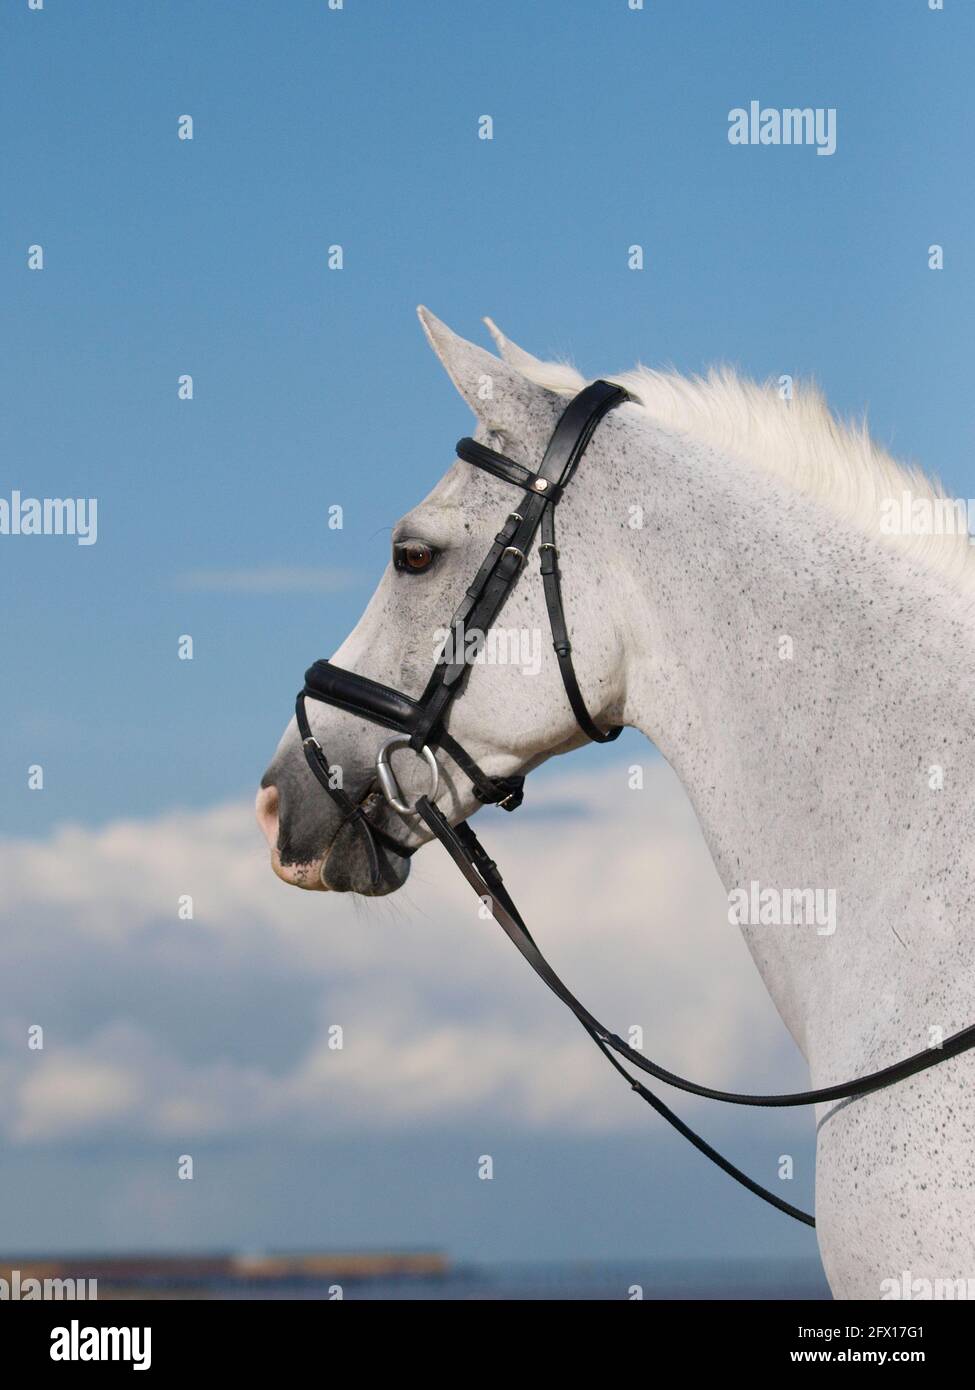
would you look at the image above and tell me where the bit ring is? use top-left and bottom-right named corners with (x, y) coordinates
top-left (376, 736), bottom-right (440, 816)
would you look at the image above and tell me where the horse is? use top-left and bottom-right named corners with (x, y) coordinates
top-left (258, 307), bottom-right (975, 1298)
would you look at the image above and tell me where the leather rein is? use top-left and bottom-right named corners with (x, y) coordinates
top-left (294, 381), bottom-right (975, 1229)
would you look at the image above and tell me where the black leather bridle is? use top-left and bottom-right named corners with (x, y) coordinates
top-left (293, 380), bottom-right (975, 1229)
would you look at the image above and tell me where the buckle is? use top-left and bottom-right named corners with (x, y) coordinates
top-left (474, 776), bottom-right (524, 812)
top-left (539, 542), bottom-right (559, 576)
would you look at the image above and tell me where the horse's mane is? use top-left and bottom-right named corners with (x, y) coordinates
top-left (515, 354), bottom-right (975, 593)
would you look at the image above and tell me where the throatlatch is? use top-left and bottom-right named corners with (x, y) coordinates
top-left (296, 380), bottom-right (975, 1230)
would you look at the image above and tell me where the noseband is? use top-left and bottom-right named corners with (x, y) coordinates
top-left (294, 380), bottom-right (975, 1229)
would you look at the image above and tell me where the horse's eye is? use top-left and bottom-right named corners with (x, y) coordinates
top-left (393, 540), bottom-right (437, 573)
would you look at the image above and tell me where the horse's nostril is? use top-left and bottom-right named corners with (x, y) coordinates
top-left (255, 784), bottom-right (280, 849)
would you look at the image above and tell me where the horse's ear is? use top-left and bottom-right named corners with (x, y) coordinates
top-left (417, 306), bottom-right (543, 422)
top-left (484, 316), bottom-right (588, 393)
top-left (482, 316), bottom-right (549, 375)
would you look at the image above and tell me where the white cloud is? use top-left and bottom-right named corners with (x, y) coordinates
top-left (174, 566), bottom-right (364, 594)
top-left (13, 1053), bottom-right (144, 1142)
top-left (0, 761), bottom-right (810, 1146)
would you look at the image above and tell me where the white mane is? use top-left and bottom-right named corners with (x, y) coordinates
top-left (516, 354), bottom-right (975, 593)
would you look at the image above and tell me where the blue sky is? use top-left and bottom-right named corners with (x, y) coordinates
top-left (4, 0), bottom-right (973, 830)
top-left (1, 0), bottom-right (972, 1271)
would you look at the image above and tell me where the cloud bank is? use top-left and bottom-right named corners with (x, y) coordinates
top-left (0, 761), bottom-right (809, 1148)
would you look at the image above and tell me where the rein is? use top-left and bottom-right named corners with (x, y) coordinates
top-left (295, 381), bottom-right (975, 1229)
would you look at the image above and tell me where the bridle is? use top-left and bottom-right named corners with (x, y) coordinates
top-left (293, 380), bottom-right (975, 1229)
top-left (295, 381), bottom-right (625, 873)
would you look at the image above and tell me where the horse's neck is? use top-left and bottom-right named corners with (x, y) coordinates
top-left (615, 430), bottom-right (975, 1080)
